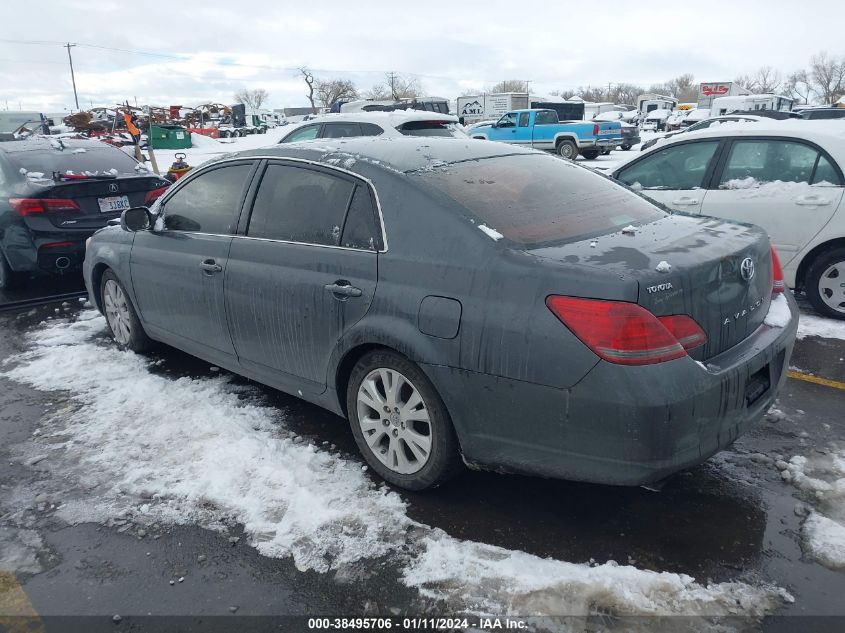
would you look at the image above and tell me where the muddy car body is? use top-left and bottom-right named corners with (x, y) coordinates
top-left (83, 137), bottom-right (798, 490)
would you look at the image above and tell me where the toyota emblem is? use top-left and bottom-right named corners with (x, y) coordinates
top-left (740, 257), bottom-right (755, 282)
top-left (108, 183), bottom-right (119, 193)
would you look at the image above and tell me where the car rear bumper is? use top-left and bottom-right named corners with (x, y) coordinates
top-left (3, 230), bottom-right (89, 273)
top-left (424, 292), bottom-right (798, 486)
top-left (596, 137), bottom-right (622, 148)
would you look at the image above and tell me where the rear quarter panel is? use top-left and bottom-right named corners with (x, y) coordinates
top-left (83, 225), bottom-right (136, 312)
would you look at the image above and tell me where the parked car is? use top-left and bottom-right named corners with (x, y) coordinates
top-left (84, 137), bottom-right (797, 491)
top-left (679, 108), bottom-right (711, 129)
top-left (641, 108), bottom-right (672, 132)
top-left (640, 114), bottom-right (764, 151)
top-left (799, 108), bottom-right (845, 120)
top-left (468, 108), bottom-right (622, 159)
top-left (611, 120), bottom-right (845, 318)
top-left (279, 111), bottom-right (465, 143)
top-left (0, 137), bottom-right (168, 289)
top-left (665, 111), bottom-right (690, 132)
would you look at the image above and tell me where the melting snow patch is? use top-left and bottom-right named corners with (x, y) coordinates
top-left (478, 224), bottom-right (504, 241)
top-left (764, 294), bottom-right (791, 328)
top-left (71, 148), bottom-right (86, 154)
top-left (655, 260), bottom-right (672, 273)
top-left (621, 225), bottom-right (638, 234)
top-left (797, 314), bottom-right (845, 341)
top-left (1, 312), bottom-right (792, 618)
top-left (802, 513), bottom-right (845, 570)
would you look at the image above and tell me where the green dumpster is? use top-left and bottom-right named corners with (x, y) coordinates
top-left (149, 125), bottom-right (192, 149)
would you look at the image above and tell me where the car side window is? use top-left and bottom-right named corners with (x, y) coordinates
top-left (341, 185), bottom-right (382, 250)
top-left (518, 113), bottom-right (530, 127)
top-left (497, 113), bottom-right (517, 127)
top-left (162, 163), bottom-right (253, 234)
top-left (617, 141), bottom-right (720, 190)
top-left (321, 122), bottom-right (362, 138)
top-left (719, 140), bottom-right (820, 188)
top-left (359, 123), bottom-right (385, 136)
top-left (247, 164), bottom-right (355, 246)
top-left (282, 125), bottom-right (320, 143)
top-left (812, 155), bottom-right (844, 186)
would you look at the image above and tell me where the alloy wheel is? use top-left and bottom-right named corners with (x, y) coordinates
top-left (103, 279), bottom-right (132, 344)
top-left (356, 368), bottom-right (432, 475)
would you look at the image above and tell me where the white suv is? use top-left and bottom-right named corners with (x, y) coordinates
top-left (278, 111), bottom-right (466, 143)
top-left (611, 120), bottom-right (845, 318)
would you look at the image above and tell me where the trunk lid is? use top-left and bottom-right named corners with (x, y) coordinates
top-left (38, 175), bottom-right (169, 230)
top-left (530, 214), bottom-right (773, 360)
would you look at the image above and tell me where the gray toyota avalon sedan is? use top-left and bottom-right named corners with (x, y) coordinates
top-left (83, 137), bottom-right (798, 490)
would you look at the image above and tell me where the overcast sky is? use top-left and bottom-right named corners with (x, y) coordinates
top-left (0, 0), bottom-right (840, 113)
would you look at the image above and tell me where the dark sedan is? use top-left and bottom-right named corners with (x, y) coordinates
top-left (0, 137), bottom-right (169, 289)
top-left (83, 137), bottom-right (798, 490)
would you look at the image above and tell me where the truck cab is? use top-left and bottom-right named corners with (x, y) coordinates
top-left (468, 109), bottom-right (622, 160)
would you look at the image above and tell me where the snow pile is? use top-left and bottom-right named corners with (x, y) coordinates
top-left (764, 294), bottom-right (792, 328)
top-left (655, 260), bottom-right (672, 273)
top-left (779, 450), bottom-right (845, 570)
top-left (189, 133), bottom-right (221, 147)
top-left (478, 224), bottom-right (504, 241)
top-left (71, 148), bottom-right (87, 154)
top-left (797, 314), bottom-right (845, 340)
top-left (621, 225), bottom-right (638, 234)
top-left (720, 179), bottom-right (834, 199)
top-left (2, 312), bottom-right (792, 618)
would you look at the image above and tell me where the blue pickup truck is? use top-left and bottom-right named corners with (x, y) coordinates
top-left (467, 109), bottom-right (622, 160)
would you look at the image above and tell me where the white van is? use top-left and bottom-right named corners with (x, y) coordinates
top-left (711, 94), bottom-right (794, 116)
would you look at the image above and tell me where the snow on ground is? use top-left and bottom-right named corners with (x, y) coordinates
top-left (797, 314), bottom-right (845, 341)
top-left (1, 312), bottom-right (792, 620)
top-left (777, 448), bottom-right (845, 570)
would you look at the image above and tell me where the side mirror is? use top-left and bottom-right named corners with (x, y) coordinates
top-left (121, 206), bottom-right (152, 232)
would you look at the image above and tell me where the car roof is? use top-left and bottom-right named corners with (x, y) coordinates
top-left (234, 136), bottom-right (535, 174)
top-left (286, 110), bottom-right (457, 128)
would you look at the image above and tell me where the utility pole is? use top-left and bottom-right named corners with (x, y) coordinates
top-left (65, 43), bottom-right (79, 111)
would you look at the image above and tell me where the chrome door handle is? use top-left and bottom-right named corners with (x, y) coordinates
top-left (324, 282), bottom-right (362, 297)
top-left (671, 197), bottom-right (700, 205)
top-left (200, 259), bottom-right (222, 273)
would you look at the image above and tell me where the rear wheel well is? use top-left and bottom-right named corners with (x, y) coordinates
top-left (334, 343), bottom-right (399, 418)
top-left (90, 263), bottom-right (111, 312)
top-left (555, 136), bottom-right (575, 147)
top-left (795, 238), bottom-right (845, 290)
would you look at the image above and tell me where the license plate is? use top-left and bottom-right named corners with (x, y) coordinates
top-left (98, 195), bottom-right (130, 213)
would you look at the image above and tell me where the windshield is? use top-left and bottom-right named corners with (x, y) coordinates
top-left (9, 144), bottom-right (142, 176)
top-left (413, 154), bottom-right (664, 247)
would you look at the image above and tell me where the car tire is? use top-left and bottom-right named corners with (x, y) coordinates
top-left (621, 144), bottom-right (632, 151)
top-left (0, 248), bottom-right (25, 291)
top-left (557, 140), bottom-right (578, 159)
top-left (100, 270), bottom-right (153, 352)
top-left (581, 149), bottom-right (600, 160)
top-left (805, 247), bottom-right (845, 319)
top-left (346, 349), bottom-right (463, 490)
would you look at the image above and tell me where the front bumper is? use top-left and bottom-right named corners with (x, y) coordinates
top-left (424, 292), bottom-right (799, 486)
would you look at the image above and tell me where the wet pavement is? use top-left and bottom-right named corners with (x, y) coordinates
top-left (0, 297), bottom-right (843, 630)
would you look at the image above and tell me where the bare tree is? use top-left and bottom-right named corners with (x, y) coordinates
top-left (299, 67), bottom-right (317, 113)
top-left (316, 78), bottom-right (359, 108)
top-left (664, 74), bottom-right (697, 102)
top-left (487, 79), bottom-right (529, 93)
top-left (385, 72), bottom-right (421, 100)
top-left (608, 83), bottom-right (646, 105)
top-left (233, 88), bottom-right (269, 110)
top-left (784, 69), bottom-right (813, 104)
top-left (735, 67), bottom-right (783, 94)
top-left (809, 52), bottom-right (845, 104)
top-left (363, 83), bottom-right (392, 100)
top-left (551, 89), bottom-right (579, 100)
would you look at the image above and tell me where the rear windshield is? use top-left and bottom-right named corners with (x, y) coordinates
top-left (397, 121), bottom-right (463, 138)
top-left (414, 154), bottom-right (664, 247)
top-left (8, 144), bottom-right (141, 176)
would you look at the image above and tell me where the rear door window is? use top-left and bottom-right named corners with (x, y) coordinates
top-left (321, 122), bottom-right (362, 138)
top-left (812, 155), bottom-right (843, 186)
top-left (359, 123), bottom-right (385, 136)
top-left (163, 163), bottom-right (254, 234)
top-left (718, 139), bottom-right (822, 187)
top-left (617, 141), bottom-right (720, 190)
top-left (247, 163), bottom-right (355, 246)
top-left (341, 185), bottom-right (382, 250)
top-left (397, 121), bottom-right (462, 137)
top-left (415, 154), bottom-right (663, 247)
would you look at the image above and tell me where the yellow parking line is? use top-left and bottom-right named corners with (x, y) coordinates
top-left (788, 370), bottom-right (845, 391)
top-left (0, 571), bottom-right (43, 633)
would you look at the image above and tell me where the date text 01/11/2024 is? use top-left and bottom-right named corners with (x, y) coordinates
top-left (306, 617), bottom-right (527, 629)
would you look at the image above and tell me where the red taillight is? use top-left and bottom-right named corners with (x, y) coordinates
top-left (770, 246), bottom-right (785, 293)
top-left (545, 296), bottom-right (705, 365)
top-left (145, 186), bottom-right (168, 204)
top-left (657, 315), bottom-right (707, 350)
top-left (593, 123), bottom-right (599, 136)
top-left (9, 198), bottom-right (81, 216)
